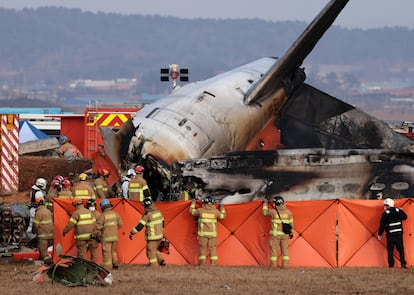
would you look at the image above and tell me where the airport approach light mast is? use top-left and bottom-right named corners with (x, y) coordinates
top-left (160, 64), bottom-right (189, 90)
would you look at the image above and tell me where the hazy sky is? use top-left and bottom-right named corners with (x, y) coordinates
top-left (0, 0), bottom-right (413, 29)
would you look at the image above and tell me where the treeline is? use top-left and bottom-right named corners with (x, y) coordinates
top-left (0, 7), bottom-right (414, 94)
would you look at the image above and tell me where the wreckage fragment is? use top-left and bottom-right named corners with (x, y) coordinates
top-left (33, 254), bottom-right (112, 286)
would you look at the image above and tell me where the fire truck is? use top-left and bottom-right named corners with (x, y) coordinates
top-left (59, 103), bottom-right (141, 158)
top-left (59, 103), bottom-right (143, 185)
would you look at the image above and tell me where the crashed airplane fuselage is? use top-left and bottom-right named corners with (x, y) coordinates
top-left (101, 0), bottom-right (414, 202)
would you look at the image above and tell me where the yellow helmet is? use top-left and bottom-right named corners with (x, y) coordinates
top-left (79, 173), bottom-right (88, 181)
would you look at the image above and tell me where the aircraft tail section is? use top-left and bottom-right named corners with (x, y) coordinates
top-left (244, 0), bottom-right (349, 105)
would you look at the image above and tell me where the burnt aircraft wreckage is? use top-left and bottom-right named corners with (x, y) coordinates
top-left (101, 0), bottom-right (414, 203)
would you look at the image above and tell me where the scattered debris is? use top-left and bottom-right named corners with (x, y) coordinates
top-left (33, 254), bottom-right (112, 286)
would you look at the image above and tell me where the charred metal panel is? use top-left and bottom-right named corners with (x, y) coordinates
top-left (276, 84), bottom-right (414, 149)
top-left (179, 149), bottom-right (414, 201)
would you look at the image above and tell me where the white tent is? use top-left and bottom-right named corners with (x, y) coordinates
top-left (19, 120), bottom-right (50, 143)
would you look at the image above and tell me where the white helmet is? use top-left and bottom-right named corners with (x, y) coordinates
top-left (127, 169), bottom-right (136, 176)
top-left (384, 198), bottom-right (394, 207)
top-left (36, 178), bottom-right (47, 190)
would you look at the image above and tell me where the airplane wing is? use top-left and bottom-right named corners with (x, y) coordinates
top-left (244, 0), bottom-right (349, 105)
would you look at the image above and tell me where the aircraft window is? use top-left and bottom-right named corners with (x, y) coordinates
top-left (391, 182), bottom-right (409, 191)
top-left (178, 118), bottom-right (187, 126)
top-left (193, 160), bottom-right (209, 169)
top-left (184, 162), bottom-right (193, 170)
top-left (146, 107), bottom-right (160, 119)
top-left (317, 183), bottom-right (335, 193)
top-left (210, 159), bottom-right (228, 169)
top-left (203, 91), bottom-right (215, 97)
top-left (343, 183), bottom-right (360, 193)
top-left (288, 185), bottom-right (309, 194)
top-left (370, 183), bottom-right (385, 191)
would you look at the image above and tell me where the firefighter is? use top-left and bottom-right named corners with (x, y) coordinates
top-left (86, 198), bottom-right (101, 263)
top-left (128, 165), bottom-right (151, 201)
top-left (378, 198), bottom-right (408, 268)
top-left (189, 195), bottom-right (226, 266)
top-left (94, 168), bottom-right (114, 198)
top-left (94, 198), bottom-right (123, 270)
top-left (72, 173), bottom-right (96, 200)
top-left (27, 177), bottom-right (47, 233)
top-left (63, 199), bottom-right (95, 260)
top-left (58, 135), bottom-right (83, 160)
top-left (32, 194), bottom-right (54, 265)
top-left (179, 182), bottom-right (197, 201)
top-left (121, 169), bottom-right (135, 199)
top-left (57, 178), bottom-right (73, 198)
top-left (129, 197), bottom-right (166, 266)
top-left (47, 175), bottom-right (64, 199)
top-left (45, 175), bottom-right (64, 212)
top-left (262, 195), bottom-right (294, 268)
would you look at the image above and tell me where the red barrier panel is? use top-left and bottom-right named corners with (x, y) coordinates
top-left (53, 198), bottom-right (413, 267)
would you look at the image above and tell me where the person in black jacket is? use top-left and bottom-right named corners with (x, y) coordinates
top-left (377, 198), bottom-right (408, 268)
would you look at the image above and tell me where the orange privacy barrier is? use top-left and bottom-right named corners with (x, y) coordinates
top-left (53, 198), bottom-right (413, 267)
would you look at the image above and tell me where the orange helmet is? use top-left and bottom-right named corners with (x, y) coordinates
top-left (135, 165), bottom-right (144, 173)
top-left (35, 195), bottom-right (45, 205)
top-left (99, 168), bottom-right (110, 177)
top-left (51, 179), bottom-right (62, 189)
top-left (62, 179), bottom-right (72, 189)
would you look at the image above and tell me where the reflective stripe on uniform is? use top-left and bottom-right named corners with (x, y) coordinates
top-left (389, 222), bottom-right (401, 226)
top-left (75, 233), bottom-right (92, 239)
top-left (33, 219), bottom-right (52, 225)
top-left (101, 235), bottom-right (118, 242)
top-left (38, 233), bottom-right (54, 239)
top-left (74, 189), bottom-right (93, 199)
top-left (199, 213), bottom-right (218, 237)
top-left (146, 212), bottom-right (164, 240)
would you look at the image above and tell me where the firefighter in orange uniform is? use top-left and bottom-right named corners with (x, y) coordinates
top-left (94, 199), bottom-right (123, 270)
top-left (72, 173), bottom-right (96, 200)
top-left (86, 198), bottom-right (101, 263)
top-left (128, 165), bottom-right (150, 201)
top-left (63, 199), bottom-right (95, 260)
top-left (189, 195), bottom-right (226, 266)
top-left (94, 168), bottom-right (114, 198)
top-left (33, 194), bottom-right (54, 265)
top-left (129, 197), bottom-right (166, 266)
top-left (262, 195), bottom-right (294, 268)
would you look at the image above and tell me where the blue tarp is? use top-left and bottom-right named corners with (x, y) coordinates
top-left (19, 120), bottom-right (50, 143)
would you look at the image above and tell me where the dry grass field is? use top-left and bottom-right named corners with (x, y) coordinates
top-left (1, 262), bottom-right (413, 295)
